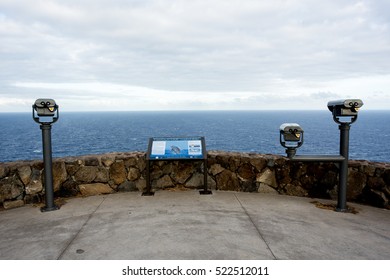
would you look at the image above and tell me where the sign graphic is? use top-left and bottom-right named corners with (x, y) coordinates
top-left (147, 137), bottom-right (206, 160)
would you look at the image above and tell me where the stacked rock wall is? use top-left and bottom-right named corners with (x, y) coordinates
top-left (0, 151), bottom-right (389, 210)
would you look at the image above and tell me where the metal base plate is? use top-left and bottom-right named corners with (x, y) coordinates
top-left (40, 205), bottom-right (60, 212)
top-left (142, 191), bottom-right (155, 196)
top-left (199, 190), bottom-right (212, 195)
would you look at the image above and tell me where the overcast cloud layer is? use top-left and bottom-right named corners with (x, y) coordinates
top-left (1, 0), bottom-right (389, 111)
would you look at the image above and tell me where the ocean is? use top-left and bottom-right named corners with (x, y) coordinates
top-left (0, 110), bottom-right (389, 163)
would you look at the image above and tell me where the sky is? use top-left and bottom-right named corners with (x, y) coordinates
top-left (1, 0), bottom-right (389, 112)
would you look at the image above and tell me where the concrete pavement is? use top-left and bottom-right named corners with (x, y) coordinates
top-left (0, 191), bottom-right (389, 260)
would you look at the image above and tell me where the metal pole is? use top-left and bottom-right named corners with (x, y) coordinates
top-left (336, 123), bottom-right (350, 212)
top-left (40, 124), bottom-right (59, 212)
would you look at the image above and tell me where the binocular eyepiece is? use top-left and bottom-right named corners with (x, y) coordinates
top-left (40, 101), bottom-right (54, 108)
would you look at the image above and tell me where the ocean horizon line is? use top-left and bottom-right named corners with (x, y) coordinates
top-left (1, 108), bottom-right (390, 114)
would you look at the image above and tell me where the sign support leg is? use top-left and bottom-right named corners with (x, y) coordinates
top-left (200, 158), bottom-right (212, 195)
top-left (142, 159), bottom-right (154, 196)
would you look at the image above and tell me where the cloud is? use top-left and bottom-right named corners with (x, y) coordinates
top-left (0, 0), bottom-right (389, 111)
top-left (310, 92), bottom-right (340, 100)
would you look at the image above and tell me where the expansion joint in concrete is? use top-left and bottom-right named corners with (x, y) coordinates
top-left (234, 194), bottom-right (277, 260)
top-left (56, 196), bottom-right (107, 260)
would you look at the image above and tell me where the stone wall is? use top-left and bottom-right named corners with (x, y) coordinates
top-left (1, 151), bottom-right (389, 210)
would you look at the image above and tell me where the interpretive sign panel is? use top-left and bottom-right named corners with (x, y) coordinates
top-left (147, 137), bottom-right (206, 160)
top-left (144, 136), bottom-right (211, 195)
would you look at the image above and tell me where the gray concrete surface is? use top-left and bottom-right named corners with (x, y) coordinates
top-left (0, 191), bottom-right (389, 260)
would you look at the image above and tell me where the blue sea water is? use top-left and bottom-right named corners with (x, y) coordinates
top-left (0, 110), bottom-right (389, 163)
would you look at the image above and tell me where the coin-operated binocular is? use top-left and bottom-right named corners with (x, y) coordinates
top-left (33, 99), bottom-right (59, 124)
top-left (279, 99), bottom-right (364, 212)
top-left (279, 123), bottom-right (304, 158)
top-left (32, 98), bottom-right (60, 212)
top-left (327, 99), bottom-right (363, 124)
